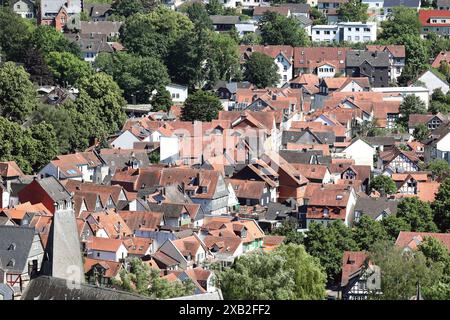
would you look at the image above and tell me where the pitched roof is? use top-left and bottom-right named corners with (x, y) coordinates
top-left (431, 51), bottom-right (450, 68)
top-left (419, 9), bottom-right (450, 27)
top-left (384, 0), bottom-right (420, 7)
top-left (87, 237), bottom-right (124, 253)
top-left (226, 179), bottom-right (266, 200)
top-left (118, 211), bottom-right (162, 232)
top-left (0, 225), bottom-right (38, 273)
top-left (84, 258), bottom-right (121, 278)
top-left (35, 176), bottom-right (72, 202)
top-left (293, 47), bottom-right (350, 70)
top-left (354, 197), bottom-right (399, 219)
top-left (395, 231), bottom-right (450, 251)
top-left (346, 50), bottom-right (390, 67)
top-left (252, 6), bottom-right (290, 16)
top-left (366, 45), bottom-right (406, 58)
top-left (239, 45), bottom-right (294, 61)
top-left (0, 161), bottom-right (24, 178)
top-left (341, 251), bottom-right (368, 287)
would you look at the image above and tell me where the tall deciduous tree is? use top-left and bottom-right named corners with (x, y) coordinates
top-left (303, 220), bottom-right (358, 284)
top-left (353, 215), bottom-right (390, 251)
top-left (120, 7), bottom-right (193, 59)
top-left (396, 197), bottom-right (438, 232)
top-left (150, 86), bottom-right (173, 112)
top-left (432, 178), bottom-right (450, 232)
top-left (0, 8), bottom-right (33, 62)
top-left (181, 90), bottom-right (222, 122)
top-left (369, 175), bottom-right (397, 195)
top-left (95, 52), bottom-right (170, 103)
top-left (219, 244), bottom-right (326, 300)
top-left (258, 12), bottom-right (310, 47)
top-left (337, 0), bottom-right (369, 22)
top-left (0, 62), bottom-right (38, 122)
top-left (45, 52), bottom-right (93, 86)
top-left (243, 52), bottom-right (280, 88)
top-left (111, 0), bottom-right (157, 18)
top-left (397, 95), bottom-right (427, 128)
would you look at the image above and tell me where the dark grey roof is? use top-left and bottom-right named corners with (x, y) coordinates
top-left (279, 150), bottom-right (324, 164)
top-left (80, 21), bottom-right (122, 36)
top-left (37, 176), bottom-right (72, 203)
top-left (147, 203), bottom-right (185, 219)
top-left (295, 15), bottom-right (313, 26)
top-left (0, 225), bottom-right (36, 273)
top-left (384, 0), bottom-right (420, 7)
top-left (99, 151), bottom-right (150, 172)
top-left (84, 4), bottom-right (112, 18)
top-left (346, 50), bottom-right (390, 68)
top-left (210, 15), bottom-right (241, 25)
top-left (354, 197), bottom-right (399, 220)
top-left (65, 33), bottom-right (114, 54)
top-left (21, 276), bottom-right (151, 300)
top-left (0, 283), bottom-right (14, 300)
top-left (213, 81), bottom-right (252, 93)
top-left (282, 130), bottom-right (335, 145)
top-left (265, 202), bottom-right (294, 221)
top-left (281, 3), bottom-right (311, 13)
top-left (364, 136), bottom-right (396, 146)
top-left (0, 216), bottom-right (12, 226)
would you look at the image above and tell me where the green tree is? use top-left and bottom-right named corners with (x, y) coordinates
top-left (181, 90), bottom-right (222, 122)
top-left (380, 7), bottom-right (421, 41)
top-left (111, 0), bottom-right (157, 18)
top-left (303, 220), bottom-right (358, 283)
top-left (31, 105), bottom-right (77, 154)
top-left (310, 7), bottom-right (327, 25)
top-left (95, 52), bottom-right (170, 103)
top-left (381, 215), bottom-right (411, 241)
top-left (240, 32), bottom-right (262, 45)
top-left (0, 8), bottom-right (34, 62)
top-left (337, 0), bottom-right (369, 22)
top-left (271, 218), bottom-right (304, 245)
top-left (413, 123), bottom-right (430, 141)
top-left (353, 215), bottom-right (390, 251)
top-left (184, 2), bottom-right (213, 30)
top-left (76, 72), bottom-right (127, 134)
top-left (0, 62), bottom-right (38, 122)
top-left (397, 95), bottom-right (427, 128)
top-left (209, 32), bottom-right (241, 82)
top-left (114, 258), bottom-right (196, 298)
top-left (29, 122), bottom-right (59, 170)
top-left (120, 7), bottom-right (193, 59)
top-left (369, 175), bottom-right (397, 195)
top-left (258, 11), bottom-right (310, 46)
top-left (243, 52), bottom-right (280, 88)
top-left (206, 0), bottom-right (223, 15)
top-left (427, 159), bottom-right (450, 179)
top-left (432, 178), bottom-right (450, 232)
top-left (438, 60), bottom-right (450, 81)
top-left (369, 242), bottom-right (444, 300)
top-left (397, 35), bottom-right (430, 85)
top-left (29, 25), bottom-right (81, 57)
top-left (396, 197), bottom-right (438, 232)
top-left (45, 52), bottom-right (93, 86)
top-left (150, 86), bottom-right (172, 112)
top-left (219, 244), bottom-right (326, 300)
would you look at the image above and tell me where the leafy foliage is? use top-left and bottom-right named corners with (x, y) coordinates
top-left (432, 178), bottom-right (450, 232)
top-left (337, 0), bottom-right (369, 22)
top-left (45, 52), bottom-right (93, 86)
top-left (369, 175), bottom-right (397, 195)
top-left (243, 52), bottom-right (280, 88)
top-left (396, 197), bottom-right (438, 232)
top-left (219, 244), bottom-right (326, 300)
top-left (258, 12), bottom-right (310, 47)
top-left (181, 90), bottom-right (222, 122)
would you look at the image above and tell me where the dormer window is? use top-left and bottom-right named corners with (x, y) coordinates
top-left (7, 259), bottom-right (15, 267)
top-left (8, 243), bottom-right (16, 251)
top-left (336, 195), bottom-right (343, 200)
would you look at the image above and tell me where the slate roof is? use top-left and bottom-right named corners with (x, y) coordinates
top-left (354, 197), bottom-right (399, 219)
top-left (21, 276), bottom-right (150, 300)
top-left (210, 15), bottom-right (241, 24)
top-left (84, 3), bottom-right (112, 18)
top-left (282, 130), bottom-right (336, 146)
top-left (36, 177), bottom-right (72, 202)
top-left (40, 0), bottom-right (82, 17)
top-left (80, 21), bottom-right (122, 36)
top-left (346, 51), bottom-right (390, 68)
top-left (0, 225), bottom-right (36, 273)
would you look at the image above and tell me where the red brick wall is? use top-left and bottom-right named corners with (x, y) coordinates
top-left (55, 11), bottom-right (69, 31)
top-left (18, 180), bottom-right (55, 214)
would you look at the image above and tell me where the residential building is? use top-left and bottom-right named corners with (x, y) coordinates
top-left (346, 51), bottom-right (390, 87)
top-left (419, 9), bottom-right (450, 38)
top-left (311, 22), bottom-right (377, 44)
top-left (11, 0), bottom-right (35, 19)
top-left (293, 47), bottom-right (349, 77)
top-left (87, 237), bottom-right (128, 262)
top-left (165, 83), bottom-right (188, 104)
top-left (413, 69), bottom-right (450, 95)
top-left (366, 45), bottom-right (406, 81)
top-left (437, 0), bottom-right (450, 10)
top-left (38, 0), bottom-right (82, 31)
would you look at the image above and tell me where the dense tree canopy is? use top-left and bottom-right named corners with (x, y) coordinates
top-left (181, 90), bottom-right (223, 122)
top-left (219, 244), bottom-right (326, 300)
top-left (258, 12), bottom-right (310, 47)
top-left (120, 7), bottom-right (193, 59)
top-left (353, 215), bottom-right (390, 251)
top-left (243, 52), bottom-right (280, 88)
top-left (45, 52), bottom-right (93, 86)
top-left (0, 8), bottom-right (33, 62)
top-left (397, 95), bottom-right (427, 128)
top-left (369, 175), bottom-right (397, 195)
top-left (413, 123), bottom-right (430, 141)
top-left (95, 52), bottom-right (170, 103)
top-left (337, 0), bottom-right (369, 23)
top-left (396, 197), bottom-right (438, 232)
top-left (427, 159), bottom-right (450, 180)
top-left (0, 62), bottom-right (38, 122)
top-left (432, 178), bottom-right (450, 232)
top-left (111, 0), bottom-right (157, 18)
top-left (303, 221), bottom-right (358, 284)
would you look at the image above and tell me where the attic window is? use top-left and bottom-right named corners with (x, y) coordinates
top-left (8, 243), bottom-right (16, 251)
top-left (7, 259), bottom-right (15, 267)
top-left (336, 195), bottom-right (343, 200)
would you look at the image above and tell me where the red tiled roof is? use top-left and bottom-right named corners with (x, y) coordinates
top-left (419, 10), bottom-right (450, 27)
top-left (341, 251), bottom-right (368, 287)
top-left (431, 51), bottom-right (450, 68)
top-left (0, 161), bottom-right (24, 178)
top-left (395, 231), bottom-right (450, 251)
